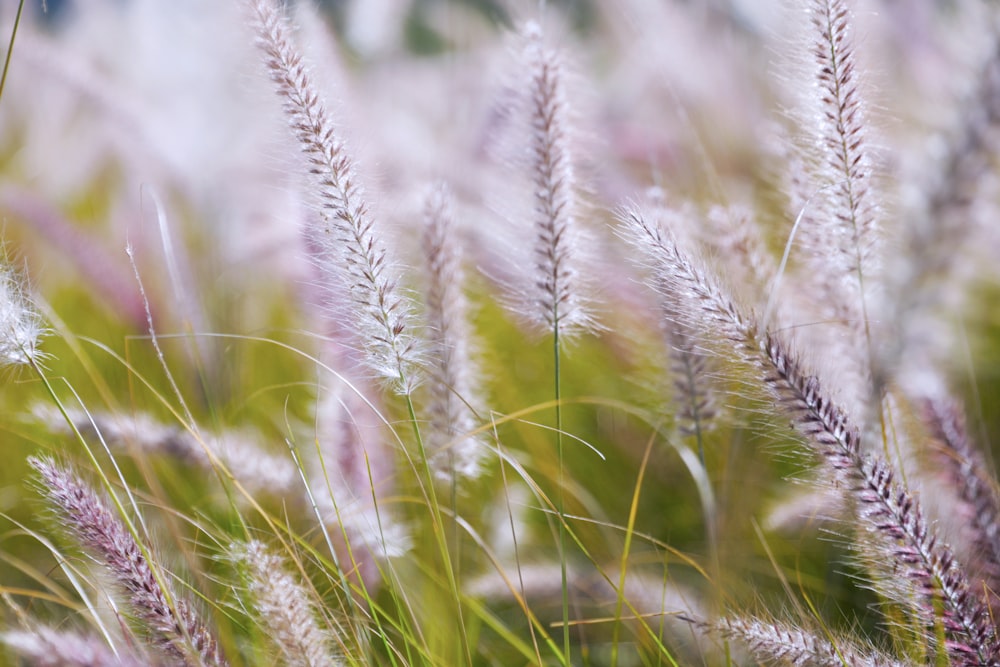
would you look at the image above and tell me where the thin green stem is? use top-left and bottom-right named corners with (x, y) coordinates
top-left (489, 414), bottom-right (546, 663)
top-left (611, 433), bottom-right (654, 667)
top-left (404, 391), bottom-right (472, 665)
top-left (553, 321), bottom-right (570, 665)
top-left (286, 437), bottom-right (364, 634)
top-left (362, 454), bottom-right (412, 667)
top-left (449, 451), bottom-right (462, 636)
top-left (0, 0), bottom-right (24, 110)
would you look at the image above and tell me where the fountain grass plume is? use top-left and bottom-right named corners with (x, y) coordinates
top-left (29, 457), bottom-right (227, 667)
top-left (32, 406), bottom-right (300, 496)
top-left (620, 206), bottom-right (1000, 665)
top-left (798, 0), bottom-right (880, 328)
top-left (235, 540), bottom-right (341, 667)
top-left (249, 0), bottom-right (420, 394)
top-left (921, 394), bottom-right (1000, 614)
top-left (420, 183), bottom-right (487, 484)
top-left (520, 21), bottom-right (592, 338)
top-left (809, 0), bottom-right (878, 273)
top-left (516, 20), bottom-right (595, 663)
top-left (0, 252), bottom-right (44, 369)
top-left (702, 615), bottom-right (908, 667)
top-left (2, 626), bottom-right (147, 667)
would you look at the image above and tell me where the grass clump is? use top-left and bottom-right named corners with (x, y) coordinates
top-left (1, 1), bottom-right (1000, 665)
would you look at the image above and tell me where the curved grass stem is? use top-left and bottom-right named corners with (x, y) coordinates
top-left (0, 0), bottom-right (24, 110)
top-left (553, 322), bottom-right (571, 666)
top-left (404, 391), bottom-right (473, 665)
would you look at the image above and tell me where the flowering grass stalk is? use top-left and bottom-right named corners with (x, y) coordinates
top-left (0, 255), bottom-right (44, 369)
top-left (33, 406), bottom-right (300, 496)
top-left (519, 20), bottom-right (592, 663)
top-left (30, 457), bottom-right (227, 667)
top-left (420, 183), bottom-right (485, 484)
top-left (249, 0), bottom-right (419, 396)
top-left (621, 206), bottom-right (1000, 665)
top-left (2, 626), bottom-right (146, 667)
top-left (250, 1), bottom-right (475, 661)
top-left (801, 0), bottom-right (879, 349)
top-left (921, 393), bottom-right (1000, 613)
top-left (704, 615), bottom-right (908, 667)
top-left (236, 540), bottom-right (340, 667)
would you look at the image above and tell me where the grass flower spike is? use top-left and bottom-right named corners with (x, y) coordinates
top-left (250, 0), bottom-right (419, 394)
top-left (514, 20), bottom-right (594, 662)
top-left (0, 259), bottom-right (43, 367)
top-left (787, 0), bottom-right (881, 408)
top-left (420, 183), bottom-right (486, 483)
top-left (521, 21), bottom-right (590, 337)
top-left (30, 457), bottom-right (227, 667)
top-left (808, 0), bottom-right (878, 281)
top-left (705, 615), bottom-right (907, 667)
top-left (236, 540), bottom-right (341, 667)
top-left (620, 206), bottom-right (1000, 665)
top-left (34, 406), bottom-right (300, 496)
top-left (2, 626), bottom-right (146, 667)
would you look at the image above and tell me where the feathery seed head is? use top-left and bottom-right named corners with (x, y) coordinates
top-left (0, 263), bottom-right (44, 368)
top-left (2, 627), bottom-right (146, 667)
top-left (519, 20), bottom-right (592, 336)
top-left (33, 406), bottom-right (299, 496)
top-left (420, 183), bottom-right (487, 483)
top-left (773, 0), bottom-right (882, 401)
top-left (636, 202), bottom-right (721, 439)
top-left (29, 457), bottom-right (227, 667)
top-left (621, 204), bottom-right (1000, 664)
top-left (250, 0), bottom-right (420, 393)
top-left (235, 540), bottom-right (341, 667)
top-left (707, 615), bottom-right (908, 667)
top-left (920, 394), bottom-right (1000, 614)
top-left (808, 0), bottom-right (878, 244)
